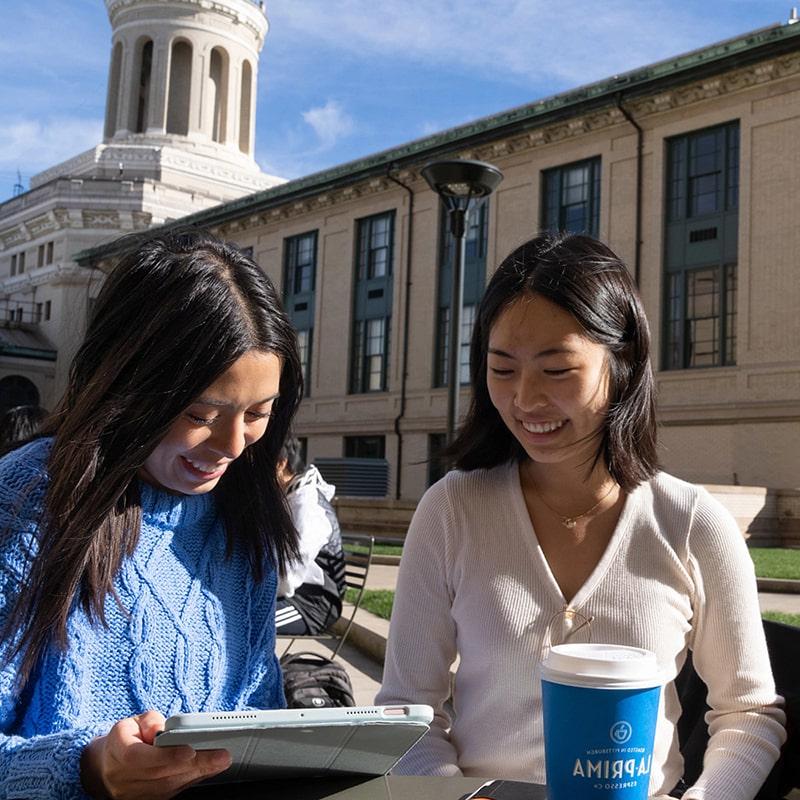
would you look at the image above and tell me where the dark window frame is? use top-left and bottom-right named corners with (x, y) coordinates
top-left (541, 156), bottom-right (601, 237)
top-left (350, 212), bottom-right (394, 394)
top-left (663, 121), bottom-right (739, 370)
top-left (344, 435), bottom-right (386, 459)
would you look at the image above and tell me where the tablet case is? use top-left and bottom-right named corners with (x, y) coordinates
top-left (155, 716), bottom-right (429, 784)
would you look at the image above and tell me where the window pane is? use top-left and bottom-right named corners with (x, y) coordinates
top-left (542, 158), bottom-right (599, 236)
top-left (686, 268), bottom-right (720, 367)
top-left (724, 263), bottom-right (737, 365)
top-left (437, 305), bottom-right (474, 386)
top-left (351, 320), bottom-right (364, 392)
top-left (297, 329), bottom-right (312, 387)
top-left (689, 173), bottom-right (719, 216)
top-left (726, 126), bottom-right (740, 211)
top-left (344, 436), bottom-right (386, 459)
top-left (460, 304), bottom-right (475, 385)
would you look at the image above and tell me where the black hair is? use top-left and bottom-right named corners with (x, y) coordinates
top-left (0, 405), bottom-right (48, 449)
top-left (449, 232), bottom-right (658, 491)
top-left (279, 434), bottom-right (306, 476)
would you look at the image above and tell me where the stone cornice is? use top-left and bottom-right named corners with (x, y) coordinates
top-left (0, 207), bottom-right (152, 252)
top-left (77, 26), bottom-right (800, 262)
top-left (105, 0), bottom-right (268, 48)
top-left (214, 50), bottom-right (800, 232)
top-left (0, 262), bottom-right (95, 294)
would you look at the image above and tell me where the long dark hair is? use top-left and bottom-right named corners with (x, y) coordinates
top-left (4, 228), bottom-right (302, 687)
top-left (449, 232), bottom-right (657, 490)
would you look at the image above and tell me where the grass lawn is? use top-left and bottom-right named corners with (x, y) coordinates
top-left (347, 589), bottom-right (800, 628)
top-left (346, 545), bottom-right (800, 572)
top-left (345, 542), bottom-right (403, 557)
top-left (762, 610), bottom-right (800, 627)
top-left (748, 547), bottom-right (800, 580)
top-left (345, 588), bottom-right (394, 620)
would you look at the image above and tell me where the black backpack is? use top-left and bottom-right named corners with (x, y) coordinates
top-left (280, 651), bottom-right (356, 709)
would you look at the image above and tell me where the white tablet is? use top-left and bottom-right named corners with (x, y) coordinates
top-left (154, 704), bottom-right (433, 784)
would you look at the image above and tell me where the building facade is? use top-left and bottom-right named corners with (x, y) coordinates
top-left (0, 0), bottom-right (279, 410)
top-left (80, 21), bottom-right (800, 499)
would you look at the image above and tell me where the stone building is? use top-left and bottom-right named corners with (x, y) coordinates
top-left (0, 0), bottom-right (279, 411)
top-left (81, 20), bottom-right (800, 502)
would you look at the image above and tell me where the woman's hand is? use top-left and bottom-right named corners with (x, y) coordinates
top-left (81, 710), bottom-right (232, 800)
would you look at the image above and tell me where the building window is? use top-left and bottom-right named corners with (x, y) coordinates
top-left (37, 245), bottom-right (45, 268)
top-left (284, 231), bottom-right (317, 395)
top-left (46, 241), bottom-right (54, 264)
top-left (35, 303), bottom-right (43, 323)
top-left (45, 300), bottom-right (51, 321)
top-left (351, 212), bottom-right (394, 394)
top-left (10, 255), bottom-right (16, 276)
top-left (296, 328), bottom-right (312, 389)
top-left (357, 212), bottom-right (393, 280)
top-left (435, 201), bottom-right (488, 387)
top-left (351, 317), bottom-right (390, 393)
top-left (541, 157), bottom-right (601, 237)
top-left (285, 232), bottom-right (316, 295)
top-left (664, 122), bottom-right (739, 370)
top-left (344, 435), bottom-right (386, 459)
top-left (18, 252), bottom-right (25, 274)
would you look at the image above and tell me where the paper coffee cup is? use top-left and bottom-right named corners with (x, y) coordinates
top-left (541, 643), bottom-right (662, 800)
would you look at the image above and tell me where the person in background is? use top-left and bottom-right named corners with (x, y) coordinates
top-left (275, 436), bottom-right (346, 636)
top-left (0, 229), bottom-right (302, 800)
top-left (377, 233), bottom-right (785, 800)
top-left (0, 404), bottom-right (48, 450)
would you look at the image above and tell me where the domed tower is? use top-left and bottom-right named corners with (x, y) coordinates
top-left (28, 0), bottom-right (280, 207)
top-left (103, 0), bottom-right (268, 164)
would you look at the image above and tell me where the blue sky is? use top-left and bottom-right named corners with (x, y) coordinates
top-left (0, 0), bottom-right (794, 198)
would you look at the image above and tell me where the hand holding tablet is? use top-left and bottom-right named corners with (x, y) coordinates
top-left (155, 705), bottom-right (433, 785)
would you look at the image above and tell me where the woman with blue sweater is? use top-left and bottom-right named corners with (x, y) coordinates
top-left (0, 230), bottom-right (302, 799)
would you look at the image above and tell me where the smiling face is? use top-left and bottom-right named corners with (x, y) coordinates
top-left (486, 293), bottom-right (610, 472)
top-left (139, 349), bottom-right (282, 495)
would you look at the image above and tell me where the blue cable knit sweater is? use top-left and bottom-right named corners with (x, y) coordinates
top-left (0, 438), bottom-right (284, 799)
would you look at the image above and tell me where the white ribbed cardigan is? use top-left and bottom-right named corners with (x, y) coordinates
top-left (376, 462), bottom-right (786, 799)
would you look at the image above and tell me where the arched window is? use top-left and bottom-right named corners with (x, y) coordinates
top-left (166, 40), bottom-right (192, 135)
top-left (104, 41), bottom-right (123, 140)
top-left (131, 38), bottom-right (153, 134)
top-left (209, 47), bottom-right (228, 143)
top-left (239, 60), bottom-right (252, 154)
top-left (0, 376), bottom-right (40, 415)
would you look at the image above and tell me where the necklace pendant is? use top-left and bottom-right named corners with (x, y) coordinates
top-left (562, 517), bottom-right (577, 529)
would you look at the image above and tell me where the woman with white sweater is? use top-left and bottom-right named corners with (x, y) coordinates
top-left (376, 233), bottom-right (785, 799)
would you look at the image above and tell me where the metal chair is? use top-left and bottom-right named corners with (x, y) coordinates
top-left (279, 534), bottom-right (375, 660)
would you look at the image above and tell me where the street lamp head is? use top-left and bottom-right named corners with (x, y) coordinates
top-left (421, 158), bottom-right (503, 213)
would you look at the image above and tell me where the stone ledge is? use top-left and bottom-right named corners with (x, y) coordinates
top-left (757, 577), bottom-right (800, 594)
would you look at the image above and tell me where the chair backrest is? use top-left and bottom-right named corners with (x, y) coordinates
top-left (675, 619), bottom-right (800, 798)
top-left (328, 535), bottom-right (374, 658)
top-left (341, 535), bottom-right (373, 599)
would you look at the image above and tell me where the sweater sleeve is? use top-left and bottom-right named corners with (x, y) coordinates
top-left (375, 479), bottom-right (462, 776)
top-left (682, 490), bottom-right (786, 800)
top-left (0, 440), bottom-right (108, 800)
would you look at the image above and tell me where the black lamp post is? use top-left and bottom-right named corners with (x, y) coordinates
top-left (422, 158), bottom-right (503, 444)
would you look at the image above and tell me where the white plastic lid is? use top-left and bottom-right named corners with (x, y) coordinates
top-left (541, 643), bottom-right (663, 689)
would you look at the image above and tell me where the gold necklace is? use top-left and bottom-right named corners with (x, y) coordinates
top-left (532, 481), bottom-right (617, 529)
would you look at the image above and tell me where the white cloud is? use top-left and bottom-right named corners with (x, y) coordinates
top-left (268, 0), bottom-right (721, 89)
top-left (0, 117), bottom-right (103, 179)
top-left (302, 100), bottom-right (355, 150)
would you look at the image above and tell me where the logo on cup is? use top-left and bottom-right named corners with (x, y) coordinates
top-left (610, 720), bottom-right (633, 744)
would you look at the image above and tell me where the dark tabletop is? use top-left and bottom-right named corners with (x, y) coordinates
top-left (180, 775), bottom-right (548, 799)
